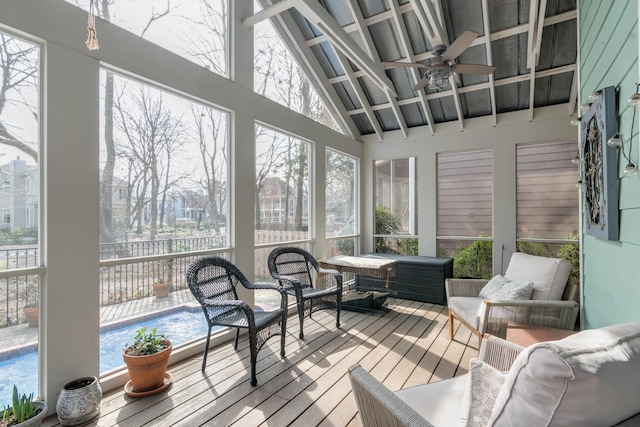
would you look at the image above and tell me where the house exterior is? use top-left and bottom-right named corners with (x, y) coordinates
top-left (0, 157), bottom-right (38, 232)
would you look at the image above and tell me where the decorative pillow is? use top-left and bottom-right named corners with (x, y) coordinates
top-left (459, 358), bottom-right (506, 427)
top-left (478, 275), bottom-right (533, 300)
top-left (504, 252), bottom-right (572, 300)
top-left (488, 320), bottom-right (640, 427)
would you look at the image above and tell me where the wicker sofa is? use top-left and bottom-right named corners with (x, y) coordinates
top-left (349, 321), bottom-right (640, 426)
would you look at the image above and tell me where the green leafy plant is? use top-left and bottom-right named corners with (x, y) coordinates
top-left (124, 327), bottom-right (170, 356)
top-left (375, 206), bottom-right (401, 235)
top-left (374, 206), bottom-right (402, 254)
top-left (2, 385), bottom-right (39, 425)
top-left (451, 237), bottom-right (493, 279)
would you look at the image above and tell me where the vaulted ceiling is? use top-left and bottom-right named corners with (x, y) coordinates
top-left (249, 0), bottom-right (577, 141)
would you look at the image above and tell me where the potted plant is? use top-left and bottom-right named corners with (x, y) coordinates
top-left (122, 327), bottom-right (172, 397)
top-left (22, 280), bottom-right (39, 328)
top-left (55, 376), bottom-right (102, 426)
top-left (151, 260), bottom-right (172, 298)
top-left (1, 385), bottom-right (47, 427)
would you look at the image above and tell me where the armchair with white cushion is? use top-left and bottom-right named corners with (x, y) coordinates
top-left (349, 321), bottom-right (640, 427)
top-left (446, 252), bottom-right (579, 344)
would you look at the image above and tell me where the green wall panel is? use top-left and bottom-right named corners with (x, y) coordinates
top-left (580, 0), bottom-right (640, 328)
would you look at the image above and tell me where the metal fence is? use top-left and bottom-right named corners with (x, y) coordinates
top-left (0, 236), bottom-right (227, 327)
top-left (0, 232), bottom-right (354, 327)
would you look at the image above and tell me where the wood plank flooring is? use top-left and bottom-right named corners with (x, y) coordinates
top-left (43, 298), bottom-right (478, 427)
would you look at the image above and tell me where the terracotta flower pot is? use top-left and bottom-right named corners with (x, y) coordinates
top-left (122, 344), bottom-right (172, 394)
top-left (56, 376), bottom-right (102, 426)
top-left (23, 307), bottom-right (38, 328)
top-left (152, 282), bottom-right (171, 298)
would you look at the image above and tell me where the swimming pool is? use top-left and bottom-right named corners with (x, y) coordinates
top-left (0, 307), bottom-right (211, 407)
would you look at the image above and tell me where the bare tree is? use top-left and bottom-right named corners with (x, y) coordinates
top-left (95, 0), bottom-right (174, 245)
top-left (190, 105), bottom-right (228, 233)
top-left (326, 151), bottom-right (355, 232)
top-left (0, 33), bottom-right (38, 162)
top-left (112, 84), bottom-right (186, 240)
top-left (178, 0), bottom-right (228, 76)
top-left (254, 23), bottom-right (337, 129)
top-left (255, 127), bottom-right (289, 230)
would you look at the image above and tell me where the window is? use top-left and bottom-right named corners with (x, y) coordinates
top-left (66, 0), bottom-right (229, 77)
top-left (254, 124), bottom-right (311, 306)
top-left (516, 140), bottom-right (579, 283)
top-left (0, 30), bottom-right (40, 404)
top-left (1, 176), bottom-right (10, 194)
top-left (98, 69), bottom-right (230, 374)
top-left (437, 150), bottom-right (493, 279)
top-left (326, 149), bottom-right (358, 257)
top-left (374, 157), bottom-right (418, 255)
top-left (253, 2), bottom-right (340, 132)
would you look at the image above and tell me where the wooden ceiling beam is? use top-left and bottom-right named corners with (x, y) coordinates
top-left (346, 64), bottom-right (576, 113)
top-left (335, 51), bottom-right (385, 141)
top-left (389, 0), bottom-right (436, 135)
top-left (293, 0), bottom-right (396, 96)
top-left (243, 0), bottom-right (295, 27)
top-left (410, 0), bottom-right (448, 46)
top-left (347, 0), bottom-right (408, 139)
top-left (481, 0), bottom-right (497, 126)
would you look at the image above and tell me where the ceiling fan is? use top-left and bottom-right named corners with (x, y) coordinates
top-left (383, 31), bottom-right (496, 91)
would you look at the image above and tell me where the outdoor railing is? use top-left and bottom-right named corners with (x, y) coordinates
top-left (0, 236), bottom-right (227, 327)
top-left (0, 232), bottom-right (358, 327)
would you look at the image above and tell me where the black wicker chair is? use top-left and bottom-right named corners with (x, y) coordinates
top-left (186, 256), bottom-right (287, 386)
top-left (268, 246), bottom-right (342, 339)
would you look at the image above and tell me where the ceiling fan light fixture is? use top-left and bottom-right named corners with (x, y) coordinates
top-left (427, 68), bottom-right (450, 90)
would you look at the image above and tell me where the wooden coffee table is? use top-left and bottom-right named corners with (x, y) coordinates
top-left (505, 321), bottom-right (577, 347)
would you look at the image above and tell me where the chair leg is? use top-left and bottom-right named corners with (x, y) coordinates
top-left (280, 313), bottom-right (286, 358)
top-left (234, 327), bottom-right (240, 350)
top-left (202, 325), bottom-right (212, 372)
top-left (335, 301), bottom-right (341, 329)
top-left (249, 332), bottom-right (258, 386)
top-left (297, 299), bottom-right (305, 339)
top-left (448, 309), bottom-right (455, 340)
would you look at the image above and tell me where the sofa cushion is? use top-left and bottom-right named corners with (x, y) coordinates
top-left (504, 252), bottom-right (572, 300)
top-left (460, 358), bottom-right (506, 427)
top-left (479, 275), bottom-right (533, 301)
top-left (395, 375), bottom-right (467, 427)
top-left (489, 320), bottom-right (640, 427)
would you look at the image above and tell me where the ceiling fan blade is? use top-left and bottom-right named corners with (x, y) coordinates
top-left (452, 63), bottom-right (496, 74)
top-left (412, 77), bottom-right (429, 92)
top-left (382, 61), bottom-right (427, 68)
top-left (441, 31), bottom-right (479, 62)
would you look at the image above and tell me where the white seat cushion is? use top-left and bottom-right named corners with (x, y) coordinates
top-left (448, 297), bottom-right (484, 329)
top-left (489, 320), bottom-right (640, 427)
top-left (396, 375), bottom-right (468, 427)
top-left (504, 252), bottom-right (572, 300)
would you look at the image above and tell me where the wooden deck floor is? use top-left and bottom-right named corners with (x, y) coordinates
top-left (43, 298), bottom-right (478, 427)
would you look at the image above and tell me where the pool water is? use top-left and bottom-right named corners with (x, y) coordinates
top-left (0, 308), bottom-right (211, 407)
